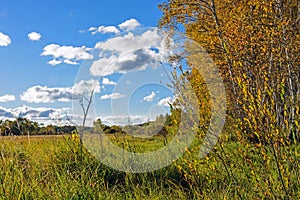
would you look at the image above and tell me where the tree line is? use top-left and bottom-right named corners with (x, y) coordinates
top-left (0, 114), bottom-right (176, 137)
top-left (0, 118), bottom-right (76, 136)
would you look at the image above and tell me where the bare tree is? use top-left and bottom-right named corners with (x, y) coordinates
top-left (78, 90), bottom-right (94, 144)
top-left (65, 82), bottom-right (95, 145)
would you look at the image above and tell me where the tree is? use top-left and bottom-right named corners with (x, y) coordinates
top-left (159, 0), bottom-right (299, 198)
top-left (32, 121), bottom-right (40, 135)
top-left (159, 0), bottom-right (299, 144)
top-left (0, 120), bottom-right (4, 136)
top-left (93, 118), bottom-right (109, 133)
top-left (3, 120), bottom-right (12, 136)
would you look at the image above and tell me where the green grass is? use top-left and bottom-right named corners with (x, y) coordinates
top-left (107, 134), bottom-right (167, 152)
top-left (0, 134), bottom-right (299, 199)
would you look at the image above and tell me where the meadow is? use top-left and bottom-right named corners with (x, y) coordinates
top-left (0, 133), bottom-right (299, 199)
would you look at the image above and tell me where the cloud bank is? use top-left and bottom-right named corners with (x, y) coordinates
top-left (0, 105), bottom-right (69, 125)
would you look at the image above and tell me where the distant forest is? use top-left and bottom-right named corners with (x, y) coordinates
top-left (0, 118), bottom-right (76, 136)
top-left (0, 113), bottom-right (175, 136)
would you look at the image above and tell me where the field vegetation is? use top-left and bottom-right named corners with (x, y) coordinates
top-left (0, 132), bottom-right (299, 199)
top-left (0, 0), bottom-right (299, 199)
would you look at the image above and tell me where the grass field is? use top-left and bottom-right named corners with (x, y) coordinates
top-left (0, 134), bottom-right (299, 199)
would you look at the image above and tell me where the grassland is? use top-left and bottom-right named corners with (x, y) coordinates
top-left (0, 134), bottom-right (299, 199)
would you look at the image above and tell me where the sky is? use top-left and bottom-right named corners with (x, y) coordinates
top-left (0, 0), bottom-right (176, 126)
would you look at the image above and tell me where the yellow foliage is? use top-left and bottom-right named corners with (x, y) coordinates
top-left (159, 0), bottom-right (299, 145)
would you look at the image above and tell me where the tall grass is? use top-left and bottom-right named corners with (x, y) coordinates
top-left (0, 135), bottom-right (299, 199)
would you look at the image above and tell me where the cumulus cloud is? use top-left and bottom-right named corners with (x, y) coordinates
top-left (20, 85), bottom-right (75, 103)
top-left (72, 79), bottom-right (100, 95)
top-left (48, 59), bottom-right (62, 66)
top-left (88, 25), bottom-right (120, 35)
top-left (20, 80), bottom-right (100, 103)
top-left (102, 77), bottom-right (117, 85)
top-left (94, 30), bottom-right (162, 53)
top-left (88, 27), bottom-right (97, 32)
top-left (48, 59), bottom-right (78, 66)
top-left (86, 18), bottom-right (140, 35)
top-left (157, 97), bottom-right (174, 107)
top-left (0, 94), bottom-right (16, 102)
top-left (100, 93), bottom-right (125, 100)
top-left (142, 91), bottom-right (156, 102)
top-left (90, 29), bottom-right (169, 76)
top-left (63, 59), bottom-right (78, 65)
top-left (41, 44), bottom-right (93, 66)
top-left (28, 32), bottom-right (41, 41)
top-left (0, 32), bottom-right (11, 47)
top-left (118, 18), bottom-right (141, 31)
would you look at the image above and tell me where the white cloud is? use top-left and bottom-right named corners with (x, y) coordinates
top-left (94, 30), bottom-right (162, 53)
top-left (100, 115), bottom-right (148, 126)
top-left (84, 18), bottom-right (140, 35)
top-left (90, 29), bottom-right (170, 76)
top-left (0, 105), bottom-right (70, 125)
top-left (63, 59), bottom-right (78, 65)
top-left (102, 77), bottom-right (117, 85)
top-left (41, 44), bottom-right (93, 65)
top-left (0, 106), bottom-right (152, 126)
top-left (0, 32), bottom-right (11, 47)
top-left (88, 27), bottom-right (97, 32)
top-left (28, 32), bottom-right (41, 41)
top-left (142, 91), bottom-right (156, 102)
top-left (118, 18), bottom-right (141, 31)
top-left (48, 59), bottom-right (79, 66)
top-left (89, 25), bottom-right (120, 35)
top-left (157, 97), bottom-right (174, 107)
top-left (47, 59), bottom-right (62, 66)
top-left (20, 80), bottom-right (100, 103)
top-left (72, 79), bottom-right (100, 95)
top-left (20, 85), bottom-right (75, 103)
top-left (100, 93), bottom-right (125, 100)
top-left (0, 94), bottom-right (16, 102)
top-left (0, 106), bottom-right (15, 118)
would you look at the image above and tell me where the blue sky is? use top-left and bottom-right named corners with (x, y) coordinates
top-left (0, 0), bottom-right (176, 125)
